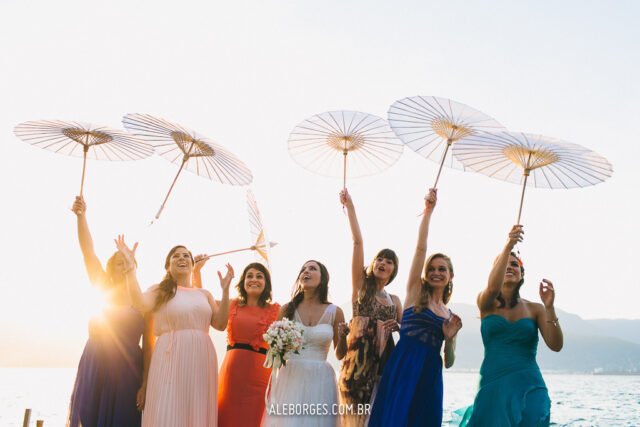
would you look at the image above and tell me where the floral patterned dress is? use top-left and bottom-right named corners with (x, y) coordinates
top-left (338, 297), bottom-right (396, 427)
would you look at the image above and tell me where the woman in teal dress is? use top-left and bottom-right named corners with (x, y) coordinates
top-left (458, 225), bottom-right (564, 426)
top-left (369, 188), bottom-right (462, 427)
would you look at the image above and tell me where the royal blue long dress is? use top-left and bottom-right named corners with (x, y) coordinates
top-left (369, 306), bottom-right (448, 427)
top-left (456, 315), bottom-right (550, 426)
top-left (67, 306), bottom-right (144, 427)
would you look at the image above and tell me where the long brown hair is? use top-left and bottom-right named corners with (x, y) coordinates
top-left (236, 262), bottom-right (273, 307)
top-left (357, 248), bottom-right (399, 304)
top-left (496, 252), bottom-right (525, 309)
top-left (283, 260), bottom-right (330, 320)
top-left (414, 253), bottom-right (454, 312)
top-left (153, 245), bottom-right (194, 311)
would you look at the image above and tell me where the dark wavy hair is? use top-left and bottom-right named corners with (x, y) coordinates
top-left (414, 253), bottom-right (454, 312)
top-left (153, 245), bottom-right (194, 311)
top-left (357, 248), bottom-right (399, 304)
top-left (236, 262), bottom-right (273, 307)
top-left (283, 260), bottom-right (330, 320)
top-left (497, 252), bottom-right (525, 309)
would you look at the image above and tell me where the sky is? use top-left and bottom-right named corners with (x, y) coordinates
top-left (0, 0), bottom-right (638, 366)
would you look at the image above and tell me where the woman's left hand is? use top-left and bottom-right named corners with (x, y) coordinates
top-left (382, 318), bottom-right (400, 332)
top-left (217, 263), bottom-right (235, 291)
top-left (539, 278), bottom-right (555, 308)
top-left (442, 313), bottom-right (462, 340)
top-left (114, 234), bottom-right (138, 271)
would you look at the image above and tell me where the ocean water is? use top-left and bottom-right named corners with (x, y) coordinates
top-left (1, 368), bottom-right (638, 426)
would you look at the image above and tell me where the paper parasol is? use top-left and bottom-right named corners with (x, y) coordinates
top-left (13, 120), bottom-right (153, 196)
top-left (452, 131), bottom-right (613, 223)
top-left (200, 189), bottom-right (277, 267)
top-left (288, 110), bottom-right (403, 189)
top-left (387, 96), bottom-right (505, 188)
top-left (122, 113), bottom-right (253, 221)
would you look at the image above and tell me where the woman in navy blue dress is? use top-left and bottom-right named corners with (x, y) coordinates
top-left (67, 196), bottom-right (153, 427)
top-left (369, 188), bottom-right (462, 427)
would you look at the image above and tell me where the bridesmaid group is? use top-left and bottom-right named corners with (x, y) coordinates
top-left (66, 187), bottom-right (564, 427)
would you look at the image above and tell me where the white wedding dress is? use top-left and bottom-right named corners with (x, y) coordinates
top-left (264, 304), bottom-right (340, 427)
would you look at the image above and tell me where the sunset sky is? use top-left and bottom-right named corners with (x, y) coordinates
top-left (0, 0), bottom-right (638, 366)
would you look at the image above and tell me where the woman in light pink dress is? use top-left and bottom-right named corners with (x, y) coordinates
top-left (117, 239), bottom-right (234, 427)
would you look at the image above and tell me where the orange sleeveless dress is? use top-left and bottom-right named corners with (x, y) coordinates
top-left (217, 299), bottom-right (280, 427)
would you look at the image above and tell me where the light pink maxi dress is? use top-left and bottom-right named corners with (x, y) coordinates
top-left (143, 286), bottom-right (218, 427)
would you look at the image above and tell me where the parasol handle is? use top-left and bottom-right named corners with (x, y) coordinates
top-left (80, 147), bottom-right (88, 197)
top-left (342, 150), bottom-right (348, 192)
top-left (200, 241), bottom-right (278, 261)
top-left (153, 156), bottom-right (189, 222)
top-left (516, 171), bottom-right (530, 225)
top-left (432, 139), bottom-right (452, 189)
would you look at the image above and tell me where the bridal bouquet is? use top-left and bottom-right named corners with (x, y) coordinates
top-left (263, 318), bottom-right (304, 369)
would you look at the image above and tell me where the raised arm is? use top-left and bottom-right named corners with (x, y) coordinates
top-left (192, 254), bottom-right (208, 289)
top-left (210, 263), bottom-right (234, 331)
top-left (477, 225), bottom-right (523, 313)
top-left (333, 306), bottom-right (347, 360)
top-left (340, 189), bottom-right (365, 300)
top-left (536, 279), bottom-right (563, 352)
top-left (404, 189), bottom-right (437, 308)
top-left (72, 196), bottom-right (108, 286)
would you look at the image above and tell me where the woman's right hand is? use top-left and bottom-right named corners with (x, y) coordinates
top-left (507, 225), bottom-right (524, 249)
top-left (71, 196), bottom-right (86, 216)
top-left (339, 189), bottom-right (353, 208)
top-left (193, 254), bottom-right (209, 272)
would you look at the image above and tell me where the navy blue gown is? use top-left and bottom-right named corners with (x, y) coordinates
top-left (67, 306), bottom-right (144, 427)
top-left (369, 306), bottom-right (448, 427)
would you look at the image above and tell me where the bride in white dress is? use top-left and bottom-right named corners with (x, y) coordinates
top-left (265, 260), bottom-right (347, 427)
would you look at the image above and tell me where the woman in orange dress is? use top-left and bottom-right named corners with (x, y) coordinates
top-left (215, 262), bottom-right (279, 427)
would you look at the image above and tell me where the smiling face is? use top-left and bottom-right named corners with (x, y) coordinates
top-left (425, 256), bottom-right (453, 289)
top-left (165, 246), bottom-right (194, 277)
top-left (504, 254), bottom-right (523, 285)
top-left (243, 268), bottom-right (266, 297)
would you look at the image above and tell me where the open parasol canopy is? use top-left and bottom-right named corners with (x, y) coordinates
top-left (288, 110), bottom-right (403, 190)
top-left (13, 120), bottom-right (154, 196)
top-left (388, 96), bottom-right (505, 188)
top-left (122, 113), bottom-right (253, 221)
top-left (452, 131), bottom-right (613, 223)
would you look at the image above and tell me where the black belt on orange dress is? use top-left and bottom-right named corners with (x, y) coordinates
top-left (227, 343), bottom-right (268, 355)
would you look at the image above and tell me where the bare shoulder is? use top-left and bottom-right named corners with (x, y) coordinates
top-left (390, 293), bottom-right (401, 304)
top-left (522, 299), bottom-right (544, 316)
top-left (198, 288), bottom-right (214, 299)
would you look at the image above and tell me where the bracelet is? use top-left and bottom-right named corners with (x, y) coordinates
top-left (546, 318), bottom-right (559, 327)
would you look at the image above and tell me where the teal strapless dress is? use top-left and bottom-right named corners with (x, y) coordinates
top-left (456, 315), bottom-right (550, 427)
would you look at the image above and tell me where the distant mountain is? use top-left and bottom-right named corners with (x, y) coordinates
top-left (448, 303), bottom-right (640, 373)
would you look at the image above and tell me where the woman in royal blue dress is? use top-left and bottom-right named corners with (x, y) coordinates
top-left (458, 225), bottom-right (564, 426)
top-left (369, 188), bottom-right (462, 427)
top-left (67, 196), bottom-right (153, 427)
